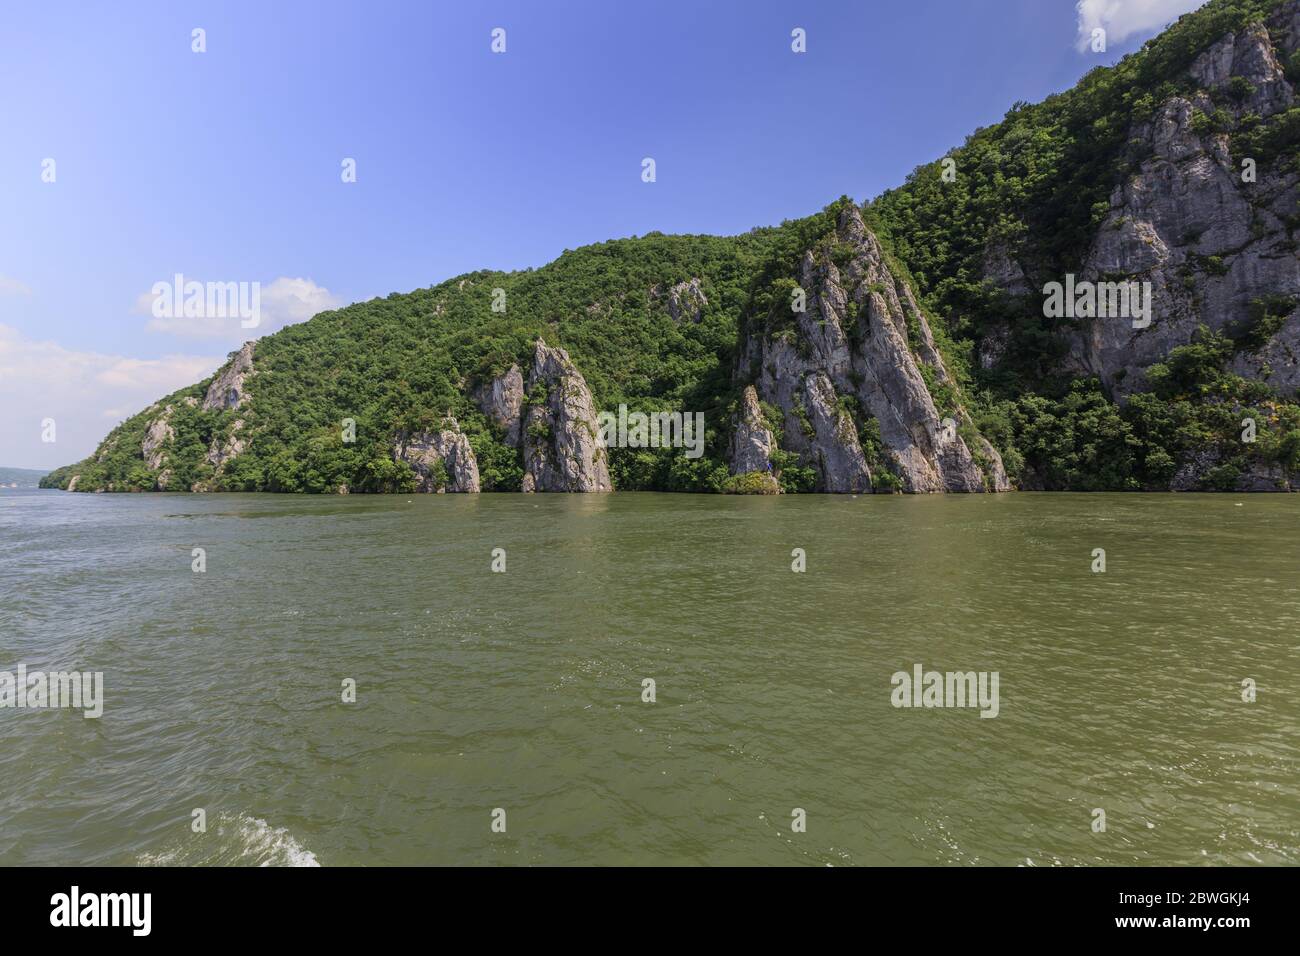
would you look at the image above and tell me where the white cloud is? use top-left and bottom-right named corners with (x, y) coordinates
top-left (0, 276), bottom-right (33, 297)
top-left (0, 323), bottom-right (222, 470)
top-left (1076, 0), bottom-right (1208, 51)
top-left (142, 276), bottom-right (341, 340)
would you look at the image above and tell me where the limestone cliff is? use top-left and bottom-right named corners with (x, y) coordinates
top-left (734, 206), bottom-right (1007, 493)
top-left (1070, 16), bottom-right (1299, 395)
top-left (203, 342), bottom-right (256, 410)
top-left (730, 385), bottom-right (777, 475)
top-left (475, 364), bottom-right (524, 447)
top-left (519, 339), bottom-right (612, 492)
top-left (395, 418), bottom-right (481, 493)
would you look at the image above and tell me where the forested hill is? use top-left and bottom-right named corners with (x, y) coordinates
top-left (43, 0), bottom-right (1300, 495)
top-left (0, 467), bottom-right (48, 489)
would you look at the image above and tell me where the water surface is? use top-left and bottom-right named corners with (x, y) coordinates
top-left (1, 489), bottom-right (1296, 865)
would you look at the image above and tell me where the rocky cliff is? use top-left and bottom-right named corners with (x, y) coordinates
top-left (203, 342), bottom-right (255, 410)
top-left (473, 339), bottom-right (612, 492)
top-left (518, 340), bottom-right (612, 492)
top-left (869, 0), bottom-right (1300, 493)
top-left (1066, 15), bottom-right (1300, 395)
top-left (733, 206), bottom-right (1006, 493)
top-left (395, 418), bottom-right (481, 493)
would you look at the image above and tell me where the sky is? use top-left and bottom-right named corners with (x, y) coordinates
top-left (0, 0), bottom-right (1208, 470)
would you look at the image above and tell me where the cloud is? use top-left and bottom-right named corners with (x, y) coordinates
top-left (1075, 0), bottom-right (1208, 51)
top-left (0, 276), bottom-right (33, 297)
top-left (141, 276), bottom-right (341, 340)
top-left (0, 323), bottom-right (222, 469)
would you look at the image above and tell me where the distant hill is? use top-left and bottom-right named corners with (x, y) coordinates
top-left (0, 467), bottom-right (50, 489)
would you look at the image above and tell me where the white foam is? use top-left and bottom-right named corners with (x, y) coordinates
top-left (137, 812), bottom-right (320, 867)
top-left (232, 814), bottom-right (321, 867)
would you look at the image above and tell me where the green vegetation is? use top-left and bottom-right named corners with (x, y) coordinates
top-left (720, 471), bottom-right (780, 495)
top-left (46, 230), bottom-right (788, 493)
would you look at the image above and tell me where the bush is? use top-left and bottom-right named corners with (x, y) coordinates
top-left (721, 471), bottom-right (780, 495)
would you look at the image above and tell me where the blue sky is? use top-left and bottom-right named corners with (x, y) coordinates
top-left (0, 0), bottom-right (1206, 469)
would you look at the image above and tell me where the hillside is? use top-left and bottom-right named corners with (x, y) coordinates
top-left (0, 467), bottom-right (48, 490)
top-left (43, 0), bottom-right (1300, 494)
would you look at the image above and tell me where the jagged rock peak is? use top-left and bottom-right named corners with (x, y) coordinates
top-left (738, 204), bottom-right (1005, 493)
top-left (521, 338), bottom-right (612, 492)
top-left (731, 385), bottom-right (776, 476)
top-left (1191, 21), bottom-right (1294, 117)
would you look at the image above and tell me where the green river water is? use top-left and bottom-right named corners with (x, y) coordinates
top-left (0, 489), bottom-right (1296, 865)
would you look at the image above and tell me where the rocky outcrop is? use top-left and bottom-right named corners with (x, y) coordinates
top-left (974, 435), bottom-right (1012, 493)
top-left (736, 205), bottom-right (1006, 493)
top-left (730, 385), bottom-right (776, 476)
top-left (1170, 446), bottom-right (1297, 492)
top-left (476, 364), bottom-right (524, 446)
top-left (205, 420), bottom-right (246, 471)
top-left (1067, 13), bottom-right (1300, 397)
top-left (395, 418), bottom-right (481, 493)
top-left (1190, 21), bottom-right (1294, 115)
top-left (786, 373), bottom-right (873, 493)
top-left (141, 408), bottom-right (173, 471)
top-left (520, 339), bottom-right (611, 492)
top-left (656, 278), bottom-right (708, 323)
top-left (978, 240), bottom-right (1025, 371)
top-left (140, 406), bottom-right (181, 490)
top-left (982, 238), bottom-right (1031, 296)
top-left (203, 342), bottom-right (256, 410)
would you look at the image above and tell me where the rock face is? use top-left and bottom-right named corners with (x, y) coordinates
top-left (203, 342), bottom-right (256, 410)
top-left (520, 339), bottom-right (612, 492)
top-left (731, 385), bottom-right (776, 476)
top-left (658, 277), bottom-right (708, 323)
top-left (140, 405), bottom-right (178, 490)
top-left (1067, 13), bottom-right (1300, 397)
top-left (141, 408), bottom-right (173, 471)
top-left (975, 435), bottom-right (1012, 493)
top-left (206, 420), bottom-right (246, 471)
top-left (735, 205), bottom-right (1006, 493)
top-left (476, 364), bottom-right (525, 446)
top-left (1170, 446), bottom-right (1297, 492)
top-left (789, 372), bottom-right (873, 493)
top-left (395, 418), bottom-right (481, 492)
top-left (189, 347), bottom-right (255, 488)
